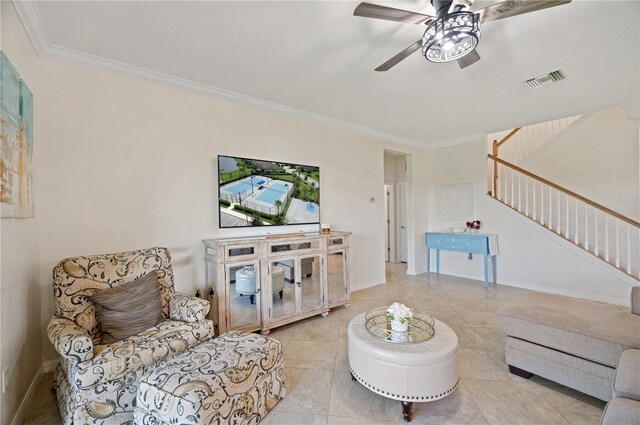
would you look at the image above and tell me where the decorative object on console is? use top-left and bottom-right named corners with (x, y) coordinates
top-left (321, 223), bottom-right (331, 234)
top-left (466, 219), bottom-right (481, 233)
top-left (218, 155), bottom-right (319, 228)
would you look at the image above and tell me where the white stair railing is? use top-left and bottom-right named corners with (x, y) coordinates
top-left (488, 154), bottom-right (640, 280)
top-left (492, 115), bottom-right (583, 165)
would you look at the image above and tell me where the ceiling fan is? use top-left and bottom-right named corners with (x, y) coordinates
top-left (354, 0), bottom-right (572, 71)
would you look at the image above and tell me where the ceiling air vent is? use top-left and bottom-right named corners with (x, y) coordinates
top-left (525, 69), bottom-right (567, 90)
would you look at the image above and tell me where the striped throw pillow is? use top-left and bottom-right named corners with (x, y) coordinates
top-left (92, 271), bottom-right (163, 344)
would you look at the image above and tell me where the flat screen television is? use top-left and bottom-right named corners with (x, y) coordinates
top-left (218, 155), bottom-right (320, 228)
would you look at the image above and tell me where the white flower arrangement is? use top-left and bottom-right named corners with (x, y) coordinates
top-left (385, 302), bottom-right (414, 325)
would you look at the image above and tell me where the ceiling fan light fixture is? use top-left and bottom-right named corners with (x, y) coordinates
top-left (421, 11), bottom-right (480, 63)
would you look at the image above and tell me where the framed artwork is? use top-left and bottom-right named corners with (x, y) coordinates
top-left (436, 182), bottom-right (473, 220)
top-left (1, 51), bottom-right (34, 218)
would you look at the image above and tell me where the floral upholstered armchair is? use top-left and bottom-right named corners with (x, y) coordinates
top-left (47, 247), bottom-right (213, 425)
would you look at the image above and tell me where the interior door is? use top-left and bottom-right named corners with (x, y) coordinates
top-left (384, 184), bottom-right (390, 262)
top-left (397, 181), bottom-right (408, 263)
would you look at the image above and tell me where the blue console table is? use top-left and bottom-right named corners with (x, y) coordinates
top-left (425, 232), bottom-right (498, 288)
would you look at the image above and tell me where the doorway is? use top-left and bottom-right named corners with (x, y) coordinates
top-left (397, 181), bottom-right (408, 263)
top-left (383, 151), bottom-right (409, 266)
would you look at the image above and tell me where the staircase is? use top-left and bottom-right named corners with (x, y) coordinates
top-left (487, 124), bottom-right (640, 282)
top-left (491, 114), bottom-right (584, 165)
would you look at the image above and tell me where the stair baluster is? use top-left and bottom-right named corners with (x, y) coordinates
top-left (584, 204), bottom-right (589, 251)
top-left (487, 153), bottom-right (639, 281)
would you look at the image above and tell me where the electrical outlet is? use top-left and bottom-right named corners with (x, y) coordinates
top-left (2, 368), bottom-right (8, 394)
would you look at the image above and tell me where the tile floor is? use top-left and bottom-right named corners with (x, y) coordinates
top-left (22, 263), bottom-right (606, 425)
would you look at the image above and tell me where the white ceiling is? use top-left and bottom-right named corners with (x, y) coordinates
top-left (17, 0), bottom-right (640, 148)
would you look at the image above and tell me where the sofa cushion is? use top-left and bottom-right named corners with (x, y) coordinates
top-left (496, 293), bottom-right (640, 367)
top-left (600, 397), bottom-right (640, 425)
top-left (613, 349), bottom-right (640, 401)
top-left (53, 247), bottom-right (176, 342)
top-left (93, 271), bottom-right (163, 343)
top-left (67, 319), bottom-right (213, 390)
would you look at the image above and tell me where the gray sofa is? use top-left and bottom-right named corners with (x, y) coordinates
top-left (496, 287), bottom-right (640, 402)
top-left (600, 348), bottom-right (640, 424)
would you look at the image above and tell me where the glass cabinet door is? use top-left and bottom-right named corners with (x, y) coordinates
top-left (327, 251), bottom-right (347, 305)
top-left (268, 259), bottom-right (297, 322)
top-left (227, 262), bottom-right (261, 330)
top-left (299, 254), bottom-right (323, 313)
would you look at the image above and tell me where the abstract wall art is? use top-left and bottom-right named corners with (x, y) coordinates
top-left (1, 51), bottom-right (34, 218)
top-left (436, 182), bottom-right (474, 220)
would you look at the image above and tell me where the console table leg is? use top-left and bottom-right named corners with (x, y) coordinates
top-left (492, 256), bottom-right (497, 283)
top-left (401, 401), bottom-right (413, 422)
top-left (483, 255), bottom-right (489, 288)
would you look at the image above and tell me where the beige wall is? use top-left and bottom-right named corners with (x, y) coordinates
top-left (427, 138), bottom-right (634, 305)
top-left (3, 1), bottom-right (634, 420)
top-left (383, 152), bottom-right (407, 183)
top-left (1, 3), bottom-right (44, 423)
top-left (524, 107), bottom-right (639, 220)
top-left (0, 2), bottom-right (430, 391)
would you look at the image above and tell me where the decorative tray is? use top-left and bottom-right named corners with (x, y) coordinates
top-left (364, 307), bottom-right (436, 344)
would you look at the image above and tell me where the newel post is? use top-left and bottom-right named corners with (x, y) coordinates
top-left (492, 140), bottom-right (498, 197)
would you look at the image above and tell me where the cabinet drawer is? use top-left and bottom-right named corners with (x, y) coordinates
top-left (426, 234), bottom-right (443, 248)
top-left (443, 241), bottom-right (484, 252)
top-left (327, 236), bottom-right (348, 249)
top-left (443, 235), bottom-right (468, 244)
top-left (443, 236), bottom-right (482, 248)
top-left (225, 244), bottom-right (259, 261)
top-left (269, 239), bottom-right (320, 255)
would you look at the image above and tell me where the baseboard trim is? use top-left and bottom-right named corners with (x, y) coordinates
top-left (43, 358), bottom-right (60, 373)
top-left (10, 364), bottom-right (43, 425)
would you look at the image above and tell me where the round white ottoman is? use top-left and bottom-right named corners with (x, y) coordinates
top-left (348, 312), bottom-right (459, 422)
top-left (236, 266), bottom-right (284, 304)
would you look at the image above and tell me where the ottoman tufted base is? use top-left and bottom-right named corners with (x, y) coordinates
top-left (134, 332), bottom-right (285, 425)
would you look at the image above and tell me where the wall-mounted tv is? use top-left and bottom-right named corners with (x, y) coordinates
top-left (218, 155), bottom-right (320, 228)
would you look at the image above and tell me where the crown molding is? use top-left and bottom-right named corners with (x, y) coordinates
top-left (12, 0), bottom-right (50, 55)
top-left (12, 1), bottom-right (487, 151)
top-left (13, 1), bottom-right (450, 150)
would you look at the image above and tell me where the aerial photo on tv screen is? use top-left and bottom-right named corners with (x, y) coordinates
top-left (218, 155), bottom-right (320, 228)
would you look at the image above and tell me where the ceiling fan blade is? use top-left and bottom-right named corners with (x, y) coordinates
top-left (477, 0), bottom-right (571, 23)
top-left (457, 49), bottom-right (481, 69)
top-left (354, 2), bottom-right (435, 25)
top-left (448, 0), bottom-right (475, 14)
top-left (375, 39), bottom-right (423, 72)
